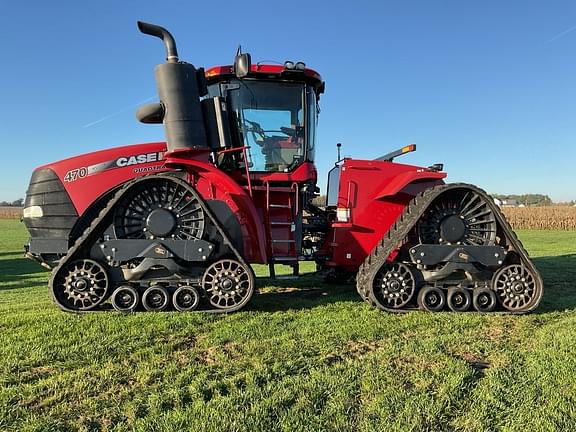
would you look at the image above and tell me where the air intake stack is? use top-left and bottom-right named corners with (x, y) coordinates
top-left (137, 21), bottom-right (208, 152)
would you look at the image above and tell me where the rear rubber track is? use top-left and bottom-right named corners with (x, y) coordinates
top-left (356, 183), bottom-right (543, 314)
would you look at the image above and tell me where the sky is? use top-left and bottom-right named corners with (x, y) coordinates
top-left (1, 0), bottom-right (576, 202)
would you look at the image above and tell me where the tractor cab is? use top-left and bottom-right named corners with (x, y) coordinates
top-left (204, 63), bottom-right (324, 177)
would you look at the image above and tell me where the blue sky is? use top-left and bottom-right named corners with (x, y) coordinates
top-left (1, 0), bottom-right (576, 201)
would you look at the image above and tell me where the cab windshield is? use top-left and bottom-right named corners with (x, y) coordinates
top-left (227, 81), bottom-right (306, 172)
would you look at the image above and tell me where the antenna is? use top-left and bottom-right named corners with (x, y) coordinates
top-left (236, 45), bottom-right (242, 56)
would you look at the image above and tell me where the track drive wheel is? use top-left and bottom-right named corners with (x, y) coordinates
top-left (173, 285), bottom-right (200, 312)
top-left (417, 286), bottom-right (446, 312)
top-left (114, 177), bottom-right (206, 241)
top-left (111, 285), bottom-right (140, 312)
top-left (142, 285), bottom-right (170, 312)
top-left (202, 259), bottom-right (255, 312)
top-left (52, 259), bottom-right (110, 311)
top-left (447, 288), bottom-right (472, 312)
top-left (417, 189), bottom-right (497, 246)
top-left (492, 264), bottom-right (542, 312)
top-left (372, 262), bottom-right (418, 309)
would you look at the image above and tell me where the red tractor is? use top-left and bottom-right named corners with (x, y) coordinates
top-left (23, 22), bottom-right (543, 314)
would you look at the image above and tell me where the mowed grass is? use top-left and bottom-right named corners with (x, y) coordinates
top-left (1, 219), bottom-right (575, 432)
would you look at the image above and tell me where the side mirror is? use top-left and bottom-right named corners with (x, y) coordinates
top-left (136, 102), bottom-right (165, 124)
top-left (234, 53), bottom-right (252, 78)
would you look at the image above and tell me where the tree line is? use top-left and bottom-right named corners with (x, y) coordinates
top-left (0, 199), bottom-right (23, 207)
top-left (492, 194), bottom-right (553, 206)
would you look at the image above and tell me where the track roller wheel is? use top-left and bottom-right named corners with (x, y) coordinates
top-left (202, 259), bottom-right (255, 311)
top-left (417, 286), bottom-right (446, 312)
top-left (472, 288), bottom-right (497, 312)
top-left (52, 259), bottom-right (110, 311)
top-left (172, 285), bottom-right (200, 312)
top-left (142, 285), bottom-right (170, 312)
top-left (492, 264), bottom-right (542, 312)
top-left (447, 288), bottom-right (472, 312)
top-left (373, 262), bottom-right (418, 309)
top-left (111, 285), bottom-right (140, 312)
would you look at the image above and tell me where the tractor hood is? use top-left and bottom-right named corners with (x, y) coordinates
top-left (32, 142), bottom-right (168, 215)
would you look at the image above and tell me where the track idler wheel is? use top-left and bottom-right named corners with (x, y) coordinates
top-left (142, 285), bottom-right (170, 311)
top-left (492, 264), bottom-right (542, 312)
top-left (202, 259), bottom-right (255, 311)
top-left (417, 286), bottom-right (446, 312)
top-left (472, 288), bottom-right (497, 312)
top-left (447, 288), bottom-right (472, 312)
top-left (173, 285), bottom-right (200, 312)
top-left (373, 262), bottom-right (418, 309)
top-left (111, 285), bottom-right (140, 312)
top-left (52, 259), bottom-right (110, 311)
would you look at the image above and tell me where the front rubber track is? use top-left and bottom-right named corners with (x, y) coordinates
top-left (49, 173), bottom-right (254, 314)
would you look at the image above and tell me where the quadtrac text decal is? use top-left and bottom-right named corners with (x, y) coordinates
top-left (63, 151), bottom-right (165, 182)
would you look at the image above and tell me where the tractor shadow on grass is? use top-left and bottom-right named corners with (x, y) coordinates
top-left (250, 254), bottom-right (576, 313)
top-left (251, 273), bottom-right (357, 312)
top-left (0, 252), bottom-right (47, 291)
top-left (532, 254), bottom-right (576, 313)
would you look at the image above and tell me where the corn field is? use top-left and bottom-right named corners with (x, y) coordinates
top-left (1, 205), bottom-right (575, 230)
top-left (502, 206), bottom-right (576, 230)
top-left (0, 207), bottom-right (22, 219)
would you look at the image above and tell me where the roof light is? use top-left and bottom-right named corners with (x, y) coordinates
top-left (402, 144), bottom-right (416, 154)
top-left (295, 61), bottom-right (306, 70)
top-left (284, 61), bottom-right (295, 70)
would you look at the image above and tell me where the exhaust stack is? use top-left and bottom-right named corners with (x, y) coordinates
top-left (137, 21), bottom-right (208, 152)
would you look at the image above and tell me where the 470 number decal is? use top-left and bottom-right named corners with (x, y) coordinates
top-left (63, 167), bottom-right (88, 183)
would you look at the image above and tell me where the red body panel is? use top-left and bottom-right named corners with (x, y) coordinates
top-left (323, 159), bottom-right (446, 272)
top-left (40, 143), bottom-right (269, 263)
top-left (36, 140), bottom-right (445, 270)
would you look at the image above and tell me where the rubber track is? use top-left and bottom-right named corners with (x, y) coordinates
top-left (356, 183), bottom-right (544, 314)
top-left (49, 174), bottom-right (254, 314)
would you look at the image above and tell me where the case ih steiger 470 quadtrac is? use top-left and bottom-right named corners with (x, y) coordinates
top-left (23, 22), bottom-right (543, 314)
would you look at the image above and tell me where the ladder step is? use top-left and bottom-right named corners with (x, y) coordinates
top-left (270, 221), bottom-right (293, 226)
top-left (275, 275), bottom-right (299, 280)
top-left (272, 256), bottom-right (298, 261)
top-left (269, 204), bottom-right (291, 209)
top-left (272, 239), bottom-right (296, 243)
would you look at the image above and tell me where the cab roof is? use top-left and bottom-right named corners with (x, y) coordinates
top-left (204, 64), bottom-right (324, 92)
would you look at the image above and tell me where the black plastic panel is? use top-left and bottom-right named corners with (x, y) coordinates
top-left (23, 168), bottom-right (78, 240)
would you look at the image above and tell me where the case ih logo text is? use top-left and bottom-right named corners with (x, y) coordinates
top-left (63, 152), bottom-right (165, 182)
top-left (116, 152), bottom-right (164, 167)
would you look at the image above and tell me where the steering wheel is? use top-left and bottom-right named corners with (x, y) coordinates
top-left (280, 126), bottom-right (305, 139)
top-left (243, 119), bottom-right (267, 141)
top-left (280, 126), bottom-right (295, 137)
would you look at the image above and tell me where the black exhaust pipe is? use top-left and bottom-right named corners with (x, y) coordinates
top-left (137, 21), bottom-right (179, 63)
top-left (137, 21), bottom-right (208, 152)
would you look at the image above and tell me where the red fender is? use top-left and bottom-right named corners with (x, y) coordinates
top-left (165, 153), bottom-right (268, 263)
top-left (373, 170), bottom-right (447, 199)
top-left (323, 159), bottom-right (447, 272)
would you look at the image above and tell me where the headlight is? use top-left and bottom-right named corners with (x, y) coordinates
top-left (23, 206), bottom-right (43, 218)
top-left (336, 208), bottom-right (350, 223)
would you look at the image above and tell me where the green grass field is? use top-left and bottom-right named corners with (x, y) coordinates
top-left (1, 219), bottom-right (575, 431)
